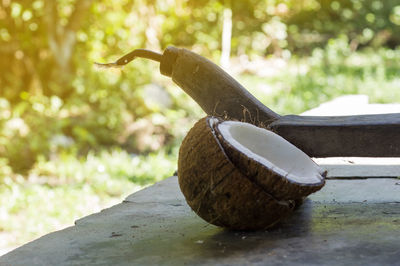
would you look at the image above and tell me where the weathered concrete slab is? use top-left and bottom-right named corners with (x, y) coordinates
top-left (1, 176), bottom-right (399, 266)
top-left (321, 164), bottom-right (400, 178)
top-left (311, 178), bottom-right (400, 203)
top-left (301, 94), bottom-right (400, 116)
top-left (316, 157), bottom-right (400, 178)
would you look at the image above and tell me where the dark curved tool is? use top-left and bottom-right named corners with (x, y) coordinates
top-left (96, 47), bottom-right (400, 157)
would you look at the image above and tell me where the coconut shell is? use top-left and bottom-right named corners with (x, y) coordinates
top-left (213, 120), bottom-right (326, 201)
top-left (178, 117), bottom-right (295, 230)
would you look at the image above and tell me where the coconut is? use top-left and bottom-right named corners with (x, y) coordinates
top-left (215, 120), bottom-right (326, 200)
top-left (177, 116), bottom-right (326, 230)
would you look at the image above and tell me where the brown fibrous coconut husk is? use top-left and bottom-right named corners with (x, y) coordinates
top-left (178, 117), bottom-right (303, 230)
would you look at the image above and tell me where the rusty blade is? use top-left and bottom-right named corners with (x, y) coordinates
top-left (94, 62), bottom-right (123, 69)
top-left (94, 49), bottom-right (163, 69)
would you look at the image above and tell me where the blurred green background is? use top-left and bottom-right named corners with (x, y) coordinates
top-left (1, 0), bottom-right (400, 252)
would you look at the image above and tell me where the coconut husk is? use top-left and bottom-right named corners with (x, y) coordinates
top-left (178, 117), bottom-right (296, 230)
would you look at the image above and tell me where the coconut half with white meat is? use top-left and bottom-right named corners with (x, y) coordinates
top-left (178, 116), bottom-right (326, 230)
top-left (215, 119), bottom-right (325, 201)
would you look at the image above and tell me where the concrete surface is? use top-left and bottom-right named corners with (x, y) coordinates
top-left (1, 176), bottom-right (399, 266)
top-left (316, 157), bottom-right (400, 178)
top-left (301, 94), bottom-right (400, 116)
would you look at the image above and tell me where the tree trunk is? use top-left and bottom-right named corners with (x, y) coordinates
top-left (220, 8), bottom-right (232, 70)
top-left (44, 0), bottom-right (93, 97)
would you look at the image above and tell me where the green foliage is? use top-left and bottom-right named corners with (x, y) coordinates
top-left (286, 0), bottom-right (400, 52)
top-left (0, 148), bottom-right (177, 247)
top-left (240, 44), bottom-right (400, 115)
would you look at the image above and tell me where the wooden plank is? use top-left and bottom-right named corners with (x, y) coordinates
top-left (269, 114), bottom-right (400, 157)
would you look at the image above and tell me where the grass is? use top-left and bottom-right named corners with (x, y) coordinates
top-left (1, 46), bottom-right (400, 252)
top-left (238, 47), bottom-right (400, 115)
top-left (0, 149), bottom-right (177, 251)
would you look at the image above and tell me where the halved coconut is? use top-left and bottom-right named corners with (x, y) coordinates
top-left (178, 117), bottom-right (296, 230)
top-left (177, 116), bottom-right (326, 230)
top-left (214, 119), bottom-right (326, 200)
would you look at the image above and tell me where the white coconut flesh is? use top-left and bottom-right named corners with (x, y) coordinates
top-left (217, 121), bottom-right (324, 184)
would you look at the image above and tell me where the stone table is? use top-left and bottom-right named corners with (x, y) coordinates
top-left (1, 175), bottom-right (399, 266)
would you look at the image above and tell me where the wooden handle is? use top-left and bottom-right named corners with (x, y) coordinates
top-left (161, 47), bottom-right (280, 125)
